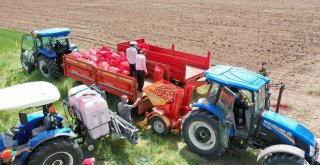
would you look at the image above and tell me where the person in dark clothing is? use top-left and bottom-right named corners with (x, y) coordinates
top-left (258, 62), bottom-right (270, 77)
top-left (230, 87), bottom-right (248, 128)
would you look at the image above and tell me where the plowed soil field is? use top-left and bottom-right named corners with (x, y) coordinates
top-left (0, 0), bottom-right (319, 161)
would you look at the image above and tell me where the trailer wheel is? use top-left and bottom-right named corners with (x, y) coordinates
top-left (38, 55), bottom-right (60, 80)
top-left (27, 137), bottom-right (83, 165)
top-left (151, 116), bottom-right (169, 136)
top-left (263, 153), bottom-right (305, 165)
top-left (181, 109), bottom-right (224, 158)
top-left (72, 81), bottom-right (84, 88)
top-left (21, 54), bottom-right (35, 73)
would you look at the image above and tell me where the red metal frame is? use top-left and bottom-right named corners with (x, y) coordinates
top-left (117, 38), bottom-right (211, 87)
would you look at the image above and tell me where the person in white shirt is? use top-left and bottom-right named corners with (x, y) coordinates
top-left (136, 49), bottom-right (148, 92)
top-left (126, 41), bottom-right (138, 77)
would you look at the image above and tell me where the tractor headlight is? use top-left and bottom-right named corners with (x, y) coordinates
top-left (310, 145), bottom-right (315, 157)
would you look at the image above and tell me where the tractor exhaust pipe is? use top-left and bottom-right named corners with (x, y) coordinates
top-left (275, 83), bottom-right (285, 113)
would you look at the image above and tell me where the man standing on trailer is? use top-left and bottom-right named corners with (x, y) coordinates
top-left (136, 49), bottom-right (148, 92)
top-left (126, 41), bottom-right (138, 77)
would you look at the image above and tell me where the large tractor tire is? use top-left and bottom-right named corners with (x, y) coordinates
top-left (27, 137), bottom-right (83, 165)
top-left (151, 116), bottom-right (170, 136)
top-left (38, 55), bottom-right (60, 80)
top-left (263, 153), bottom-right (305, 165)
top-left (21, 54), bottom-right (35, 73)
top-left (181, 109), bottom-right (225, 158)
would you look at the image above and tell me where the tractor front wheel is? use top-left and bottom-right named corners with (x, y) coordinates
top-left (181, 109), bottom-right (225, 158)
top-left (27, 137), bottom-right (83, 165)
top-left (151, 116), bottom-right (169, 136)
top-left (263, 153), bottom-right (305, 165)
top-left (38, 55), bottom-right (60, 80)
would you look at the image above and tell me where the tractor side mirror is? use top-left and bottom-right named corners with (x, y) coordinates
top-left (19, 113), bottom-right (28, 124)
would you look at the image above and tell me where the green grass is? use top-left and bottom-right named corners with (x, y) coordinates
top-left (0, 29), bottom-right (257, 165)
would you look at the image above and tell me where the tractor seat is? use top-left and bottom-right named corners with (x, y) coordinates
top-left (32, 116), bottom-right (50, 137)
top-left (0, 133), bottom-right (18, 149)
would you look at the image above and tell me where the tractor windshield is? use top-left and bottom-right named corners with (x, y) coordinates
top-left (41, 36), bottom-right (69, 48)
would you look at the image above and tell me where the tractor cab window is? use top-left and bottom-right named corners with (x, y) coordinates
top-left (22, 34), bottom-right (34, 51)
top-left (216, 86), bottom-right (235, 117)
top-left (207, 83), bottom-right (219, 103)
top-left (41, 37), bottom-right (52, 48)
top-left (255, 86), bottom-right (266, 111)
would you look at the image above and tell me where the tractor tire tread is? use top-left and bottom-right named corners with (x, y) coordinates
top-left (38, 55), bottom-right (60, 80)
top-left (27, 137), bottom-right (83, 165)
top-left (263, 153), bottom-right (304, 165)
top-left (181, 109), bottom-right (225, 159)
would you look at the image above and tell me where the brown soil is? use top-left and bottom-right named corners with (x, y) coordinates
top-left (1, 0), bottom-right (319, 162)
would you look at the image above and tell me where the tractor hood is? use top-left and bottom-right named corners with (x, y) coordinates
top-left (0, 81), bottom-right (60, 110)
top-left (261, 110), bottom-right (316, 148)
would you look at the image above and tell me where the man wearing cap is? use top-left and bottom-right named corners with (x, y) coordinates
top-left (0, 148), bottom-right (30, 165)
top-left (136, 49), bottom-right (148, 92)
top-left (126, 41), bottom-right (138, 77)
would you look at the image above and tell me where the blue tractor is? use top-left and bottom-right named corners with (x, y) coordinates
top-left (0, 81), bottom-right (83, 164)
top-left (20, 28), bottom-right (77, 80)
top-left (181, 65), bottom-right (320, 165)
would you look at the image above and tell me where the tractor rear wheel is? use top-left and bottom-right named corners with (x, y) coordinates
top-left (263, 153), bottom-right (305, 165)
top-left (21, 54), bottom-right (35, 73)
top-left (27, 137), bottom-right (83, 165)
top-left (38, 55), bottom-right (60, 80)
top-left (181, 109), bottom-right (225, 158)
top-left (151, 116), bottom-right (169, 136)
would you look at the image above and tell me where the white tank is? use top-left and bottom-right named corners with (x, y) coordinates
top-left (69, 85), bottom-right (111, 139)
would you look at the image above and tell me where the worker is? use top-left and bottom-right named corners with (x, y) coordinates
top-left (258, 62), bottom-right (270, 77)
top-left (230, 87), bottom-right (248, 128)
top-left (117, 95), bottom-right (141, 123)
top-left (136, 49), bottom-right (148, 92)
top-left (0, 148), bottom-right (30, 165)
top-left (126, 41), bottom-right (138, 77)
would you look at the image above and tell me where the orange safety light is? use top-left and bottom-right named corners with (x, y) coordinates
top-left (32, 33), bottom-right (38, 38)
top-left (49, 106), bottom-right (56, 114)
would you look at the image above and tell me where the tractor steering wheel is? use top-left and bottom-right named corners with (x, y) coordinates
top-left (10, 127), bottom-right (25, 135)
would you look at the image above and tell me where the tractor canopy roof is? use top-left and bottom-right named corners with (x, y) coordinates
top-left (0, 81), bottom-right (60, 111)
top-left (205, 65), bottom-right (270, 92)
top-left (34, 27), bottom-right (71, 37)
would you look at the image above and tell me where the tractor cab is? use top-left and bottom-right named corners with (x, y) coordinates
top-left (21, 28), bottom-right (77, 79)
top-left (203, 65), bottom-right (270, 142)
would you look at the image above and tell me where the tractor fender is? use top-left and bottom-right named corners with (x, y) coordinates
top-left (38, 49), bottom-right (57, 58)
top-left (149, 114), bottom-right (171, 128)
top-left (29, 128), bottom-right (76, 150)
top-left (256, 144), bottom-right (305, 163)
top-left (192, 98), bottom-right (226, 122)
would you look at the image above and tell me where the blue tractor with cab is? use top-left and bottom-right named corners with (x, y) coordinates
top-left (20, 28), bottom-right (77, 80)
top-left (182, 65), bottom-right (320, 165)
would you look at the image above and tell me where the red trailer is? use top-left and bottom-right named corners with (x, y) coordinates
top-left (63, 55), bottom-right (169, 102)
top-left (117, 39), bottom-right (211, 88)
